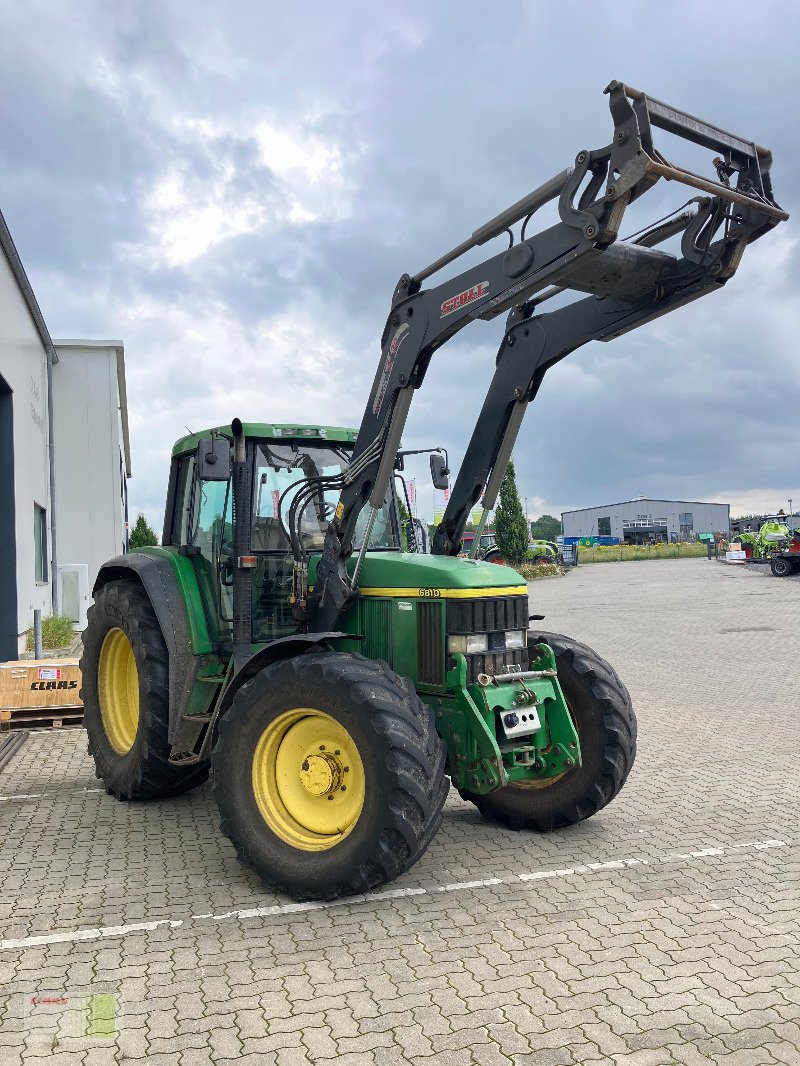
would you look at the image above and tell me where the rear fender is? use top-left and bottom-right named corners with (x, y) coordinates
top-left (93, 553), bottom-right (219, 748)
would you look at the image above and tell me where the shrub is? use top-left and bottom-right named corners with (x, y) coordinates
top-left (578, 542), bottom-right (708, 563)
top-left (25, 614), bottom-right (75, 652)
top-left (518, 562), bottom-right (564, 580)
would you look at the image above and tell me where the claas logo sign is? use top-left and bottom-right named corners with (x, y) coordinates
top-left (30, 666), bottom-right (78, 692)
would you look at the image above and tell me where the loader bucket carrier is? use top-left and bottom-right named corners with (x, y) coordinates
top-left (82, 82), bottom-right (786, 902)
top-left (307, 79), bottom-right (786, 630)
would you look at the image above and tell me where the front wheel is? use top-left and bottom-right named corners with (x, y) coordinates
top-left (212, 652), bottom-right (448, 900)
top-left (463, 632), bottom-right (636, 831)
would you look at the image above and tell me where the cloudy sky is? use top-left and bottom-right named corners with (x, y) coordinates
top-left (2, 0), bottom-right (799, 529)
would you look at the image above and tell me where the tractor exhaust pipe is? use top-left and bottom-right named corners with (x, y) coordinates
top-left (231, 418), bottom-right (253, 670)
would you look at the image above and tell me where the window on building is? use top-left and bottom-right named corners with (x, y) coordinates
top-left (598, 516), bottom-right (611, 537)
top-left (679, 512), bottom-right (694, 538)
top-left (34, 504), bottom-right (48, 582)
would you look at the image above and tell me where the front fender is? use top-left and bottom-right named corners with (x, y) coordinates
top-left (204, 631), bottom-right (361, 755)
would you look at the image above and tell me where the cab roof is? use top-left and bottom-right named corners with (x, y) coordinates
top-left (172, 423), bottom-right (358, 457)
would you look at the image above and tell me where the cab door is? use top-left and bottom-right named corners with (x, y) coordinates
top-left (166, 452), bottom-right (233, 641)
top-left (189, 475), bottom-right (233, 639)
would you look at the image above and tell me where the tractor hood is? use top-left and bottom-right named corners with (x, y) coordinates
top-left (310, 552), bottom-right (527, 596)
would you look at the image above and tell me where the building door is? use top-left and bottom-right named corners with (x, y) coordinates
top-left (0, 375), bottom-right (18, 662)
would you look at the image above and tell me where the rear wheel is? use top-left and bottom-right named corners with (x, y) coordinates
top-left (212, 652), bottom-right (448, 900)
top-left (80, 580), bottom-right (209, 799)
top-left (463, 632), bottom-right (636, 831)
top-left (771, 556), bottom-right (795, 577)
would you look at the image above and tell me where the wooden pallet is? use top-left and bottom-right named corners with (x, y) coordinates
top-left (0, 707), bottom-right (84, 732)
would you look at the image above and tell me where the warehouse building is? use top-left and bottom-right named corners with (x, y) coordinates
top-left (562, 497), bottom-right (730, 544)
top-left (0, 209), bottom-right (130, 660)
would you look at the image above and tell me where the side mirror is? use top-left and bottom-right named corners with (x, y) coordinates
top-left (197, 438), bottom-right (231, 481)
top-left (430, 453), bottom-right (449, 490)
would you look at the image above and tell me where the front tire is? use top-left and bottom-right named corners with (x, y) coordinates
top-left (80, 580), bottom-right (209, 800)
top-left (212, 652), bottom-right (448, 900)
top-left (464, 632), bottom-right (636, 831)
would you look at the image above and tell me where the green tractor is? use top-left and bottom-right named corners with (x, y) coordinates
top-left (81, 82), bottom-right (786, 900)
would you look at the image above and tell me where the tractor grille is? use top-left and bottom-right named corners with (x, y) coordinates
top-left (447, 595), bottom-right (529, 686)
top-left (417, 601), bottom-right (444, 685)
top-left (448, 595), bottom-right (528, 634)
top-left (362, 599), bottom-right (391, 662)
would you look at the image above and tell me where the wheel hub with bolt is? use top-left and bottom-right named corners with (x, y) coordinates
top-left (299, 752), bottom-right (344, 797)
top-left (251, 708), bottom-right (364, 851)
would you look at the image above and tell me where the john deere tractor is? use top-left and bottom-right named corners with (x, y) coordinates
top-left (82, 82), bottom-right (786, 900)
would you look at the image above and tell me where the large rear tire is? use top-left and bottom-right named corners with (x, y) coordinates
top-left (212, 652), bottom-right (448, 901)
top-left (463, 632), bottom-right (636, 831)
top-left (80, 580), bottom-right (209, 800)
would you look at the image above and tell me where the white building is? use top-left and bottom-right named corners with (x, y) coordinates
top-left (562, 497), bottom-right (730, 544)
top-left (0, 209), bottom-right (130, 660)
top-left (52, 340), bottom-right (131, 609)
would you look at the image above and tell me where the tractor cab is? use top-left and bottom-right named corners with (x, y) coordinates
top-left (163, 424), bottom-right (402, 645)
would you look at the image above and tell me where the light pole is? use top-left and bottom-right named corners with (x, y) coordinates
top-left (790, 498), bottom-right (794, 536)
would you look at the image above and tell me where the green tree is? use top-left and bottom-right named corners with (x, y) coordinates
top-left (530, 513), bottom-right (561, 542)
top-left (397, 498), bottom-right (411, 551)
top-left (128, 512), bottom-right (158, 550)
top-left (494, 459), bottom-right (528, 565)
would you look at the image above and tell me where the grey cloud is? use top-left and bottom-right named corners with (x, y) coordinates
top-left (1, 0), bottom-right (799, 529)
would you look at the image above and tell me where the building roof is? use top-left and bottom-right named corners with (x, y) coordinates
top-left (53, 340), bottom-right (131, 478)
top-left (562, 498), bottom-right (730, 515)
top-left (0, 208), bottom-right (58, 363)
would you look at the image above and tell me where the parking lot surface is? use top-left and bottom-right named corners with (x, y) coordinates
top-left (1, 558), bottom-right (798, 1065)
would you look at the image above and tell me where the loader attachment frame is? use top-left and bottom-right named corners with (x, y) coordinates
top-left (292, 80), bottom-right (786, 632)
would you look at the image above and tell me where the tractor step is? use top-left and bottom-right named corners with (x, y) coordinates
top-left (168, 751), bottom-right (205, 767)
top-left (169, 713), bottom-right (213, 765)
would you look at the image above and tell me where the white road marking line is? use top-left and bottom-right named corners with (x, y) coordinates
top-left (0, 839), bottom-right (788, 954)
top-left (518, 867), bottom-right (576, 881)
top-left (209, 886), bottom-right (427, 922)
top-left (435, 878), bottom-right (504, 892)
top-left (0, 788), bottom-right (104, 802)
top-left (0, 919), bottom-right (182, 952)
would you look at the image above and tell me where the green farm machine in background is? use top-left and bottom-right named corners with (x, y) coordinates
top-left (81, 82), bottom-right (786, 899)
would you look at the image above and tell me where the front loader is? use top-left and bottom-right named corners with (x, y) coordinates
top-left (81, 82), bottom-right (787, 900)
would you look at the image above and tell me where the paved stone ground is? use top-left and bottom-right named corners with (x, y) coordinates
top-left (743, 561), bottom-right (800, 585)
top-left (0, 558), bottom-right (798, 1065)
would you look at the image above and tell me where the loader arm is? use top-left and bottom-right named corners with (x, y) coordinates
top-left (304, 80), bottom-right (786, 632)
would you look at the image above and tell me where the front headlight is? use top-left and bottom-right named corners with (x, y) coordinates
top-left (447, 633), bottom-right (488, 654)
top-left (465, 633), bottom-right (488, 654)
top-left (505, 630), bottom-right (526, 650)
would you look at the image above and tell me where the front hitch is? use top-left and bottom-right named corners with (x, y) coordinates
top-left (440, 646), bottom-right (581, 795)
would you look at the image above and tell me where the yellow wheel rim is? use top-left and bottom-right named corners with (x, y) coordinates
top-left (98, 628), bottom-right (140, 755)
top-left (251, 709), bottom-right (365, 852)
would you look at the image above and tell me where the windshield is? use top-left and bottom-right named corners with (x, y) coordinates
top-left (252, 442), bottom-right (399, 552)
